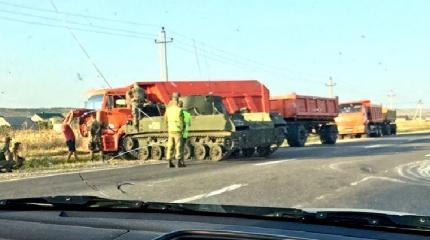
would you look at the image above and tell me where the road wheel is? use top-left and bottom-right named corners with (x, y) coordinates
top-left (256, 146), bottom-right (271, 157)
top-left (138, 146), bottom-right (150, 160)
top-left (183, 144), bottom-right (192, 160)
top-left (151, 145), bottom-right (163, 160)
top-left (287, 124), bottom-right (308, 147)
top-left (209, 145), bottom-right (224, 161)
top-left (120, 136), bottom-right (138, 160)
top-left (242, 148), bottom-right (255, 157)
top-left (193, 143), bottom-right (207, 160)
top-left (320, 125), bottom-right (338, 144)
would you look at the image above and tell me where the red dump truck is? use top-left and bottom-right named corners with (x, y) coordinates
top-left (269, 93), bottom-right (339, 147)
top-left (335, 100), bottom-right (397, 138)
top-left (75, 80), bottom-right (271, 153)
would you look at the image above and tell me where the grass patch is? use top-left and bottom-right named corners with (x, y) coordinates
top-left (396, 119), bottom-right (430, 133)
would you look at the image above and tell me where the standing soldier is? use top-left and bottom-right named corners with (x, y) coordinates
top-left (178, 100), bottom-right (191, 162)
top-left (89, 112), bottom-right (104, 161)
top-left (0, 136), bottom-right (13, 172)
top-left (165, 92), bottom-right (185, 168)
top-left (62, 111), bottom-right (79, 162)
top-left (127, 83), bottom-right (146, 131)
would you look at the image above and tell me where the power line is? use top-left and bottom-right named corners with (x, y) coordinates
top-left (0, 15), bottom-right (152, 39)
top-left (49, 0), bottom-right (111, 88)
top-left (0, 0), bottom-right (159, 27)
top-left (0, 8), bottom-right (155, 38)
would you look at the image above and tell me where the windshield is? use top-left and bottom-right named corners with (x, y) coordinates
top-left (85, 95), bottom-right (103, 110)
top-left (1, 0), bottom-right (430, 224)
top-left (339, 104), bottom-right (362, 113)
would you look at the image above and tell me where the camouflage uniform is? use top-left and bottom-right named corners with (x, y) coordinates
top-left (0, 137), bottom-right (13, 172)
top-left (10, 142), bottom-right (24, 169)
top-left (127, 83), bottom-right (146, 131)
top-left (89, 119), bottom-right (104, 161)
top-left (165, 93), bottom-right (185, 168)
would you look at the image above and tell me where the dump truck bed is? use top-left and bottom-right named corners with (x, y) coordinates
top-left (269, 93), bottom-right (339, 120)
top-left (134, 80), bottom-right (270, 114)
top-left (366, 105), bottom-right (384, 123)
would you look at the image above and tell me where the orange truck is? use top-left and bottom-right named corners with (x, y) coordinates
top-left (269, 93), bottom-right (339, 147)
top-left (335, 100), bottom-right (397, 138)
top-left (73, 80), bottom-right (271, 154)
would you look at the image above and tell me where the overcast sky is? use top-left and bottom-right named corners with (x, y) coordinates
top-left (0, 0), bottom-right (428, 108)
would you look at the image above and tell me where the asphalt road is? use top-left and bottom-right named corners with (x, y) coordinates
top-left (1, 132), bottom-right (430, 215)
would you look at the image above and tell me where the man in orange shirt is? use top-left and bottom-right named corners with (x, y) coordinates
top-left (62, 111), bottom-right (79, 162)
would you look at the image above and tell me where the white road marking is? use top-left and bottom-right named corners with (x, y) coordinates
top-left (172, 184), bottom-right (247, 203)
top-left (364, 144), bottom-right (384, 149)
top-left (350, 176), bottom-right (406, 186)
top-left (425, 154), bottom-right (430, 157)
top-left (254, 159), bottom-right (295, 166)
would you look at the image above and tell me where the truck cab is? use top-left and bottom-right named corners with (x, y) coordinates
top-left (80, 87), bottom-right (132, 153)
top-left (336, 100), bottom-right (394, 138)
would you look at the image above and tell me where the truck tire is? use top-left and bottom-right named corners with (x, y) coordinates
top-left (382, 123), bottom-right (392, 136)
top-left (391, 124), bottom-right (397, 135)
top-left (320, 125), bottom-right (338, 144)
top-left (287, 124), bottom-right (308, 147)
top-left (257, 146), bottom-right (271, 157)
top-left (242, 148), bottom-right (255, 157)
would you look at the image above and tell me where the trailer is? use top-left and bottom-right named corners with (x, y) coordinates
top-left (336, 100), bottom-right (397, 138)
top-left (269, 93), bottom-right (339, 147)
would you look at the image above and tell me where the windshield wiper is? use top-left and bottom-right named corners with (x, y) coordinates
top-left (1, 196), bottom-right (430, 233)
top-left (307, 210), bottom-right (430, 231)
top-left (0, 195), bottom-right (144, 210)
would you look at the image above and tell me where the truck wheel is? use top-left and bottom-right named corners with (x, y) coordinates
top-left (391, 124), bottom-right (397, 135)
top-left (151, 145), bottom-right (163, 160)
top-left (355, 134), bottom-right (362, 138)
top-left (209, 145), bottom-right (224, 161)
top-left (287, 124), bottom-right (308, 147)
top-left (257, 146), bottom-right (271, 157)
top-left (193, 143), bottom-right (207, 161)
top-left (320, 125), bottom-right (338, 144)
top-left (138, 146), bottom-right (150, 160)
top-left (383, 124), bottom-right (392, 136)
top-left (377, 126), bottom-right (383, 137)
top-left (242, 148), bottom-right (255, 157)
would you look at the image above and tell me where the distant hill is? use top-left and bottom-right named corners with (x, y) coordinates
top-left (0, 108), bottom-right (73, 117)
top-left (396, 108), bottom-right (430, 118)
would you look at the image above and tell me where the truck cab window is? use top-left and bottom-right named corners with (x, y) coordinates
top-left (85, 95), bottom-right (103, 110)
top-left (113, 95), bottom-right (127, 108)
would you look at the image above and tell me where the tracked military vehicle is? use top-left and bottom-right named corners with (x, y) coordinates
top-left (120, 95), bottom-right (286, 161)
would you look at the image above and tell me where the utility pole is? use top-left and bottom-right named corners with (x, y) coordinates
top-left (155, 27), bottom-right (173, 81)
top-left (325, 76), bottom-right (336, 97)
top-left (414, 99), bottom-right (424, 120)
top-left (387, 89), bottom-right (396, 109)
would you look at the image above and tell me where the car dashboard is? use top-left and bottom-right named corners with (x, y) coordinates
top-left (0, 210), bottom-right (428, 240)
